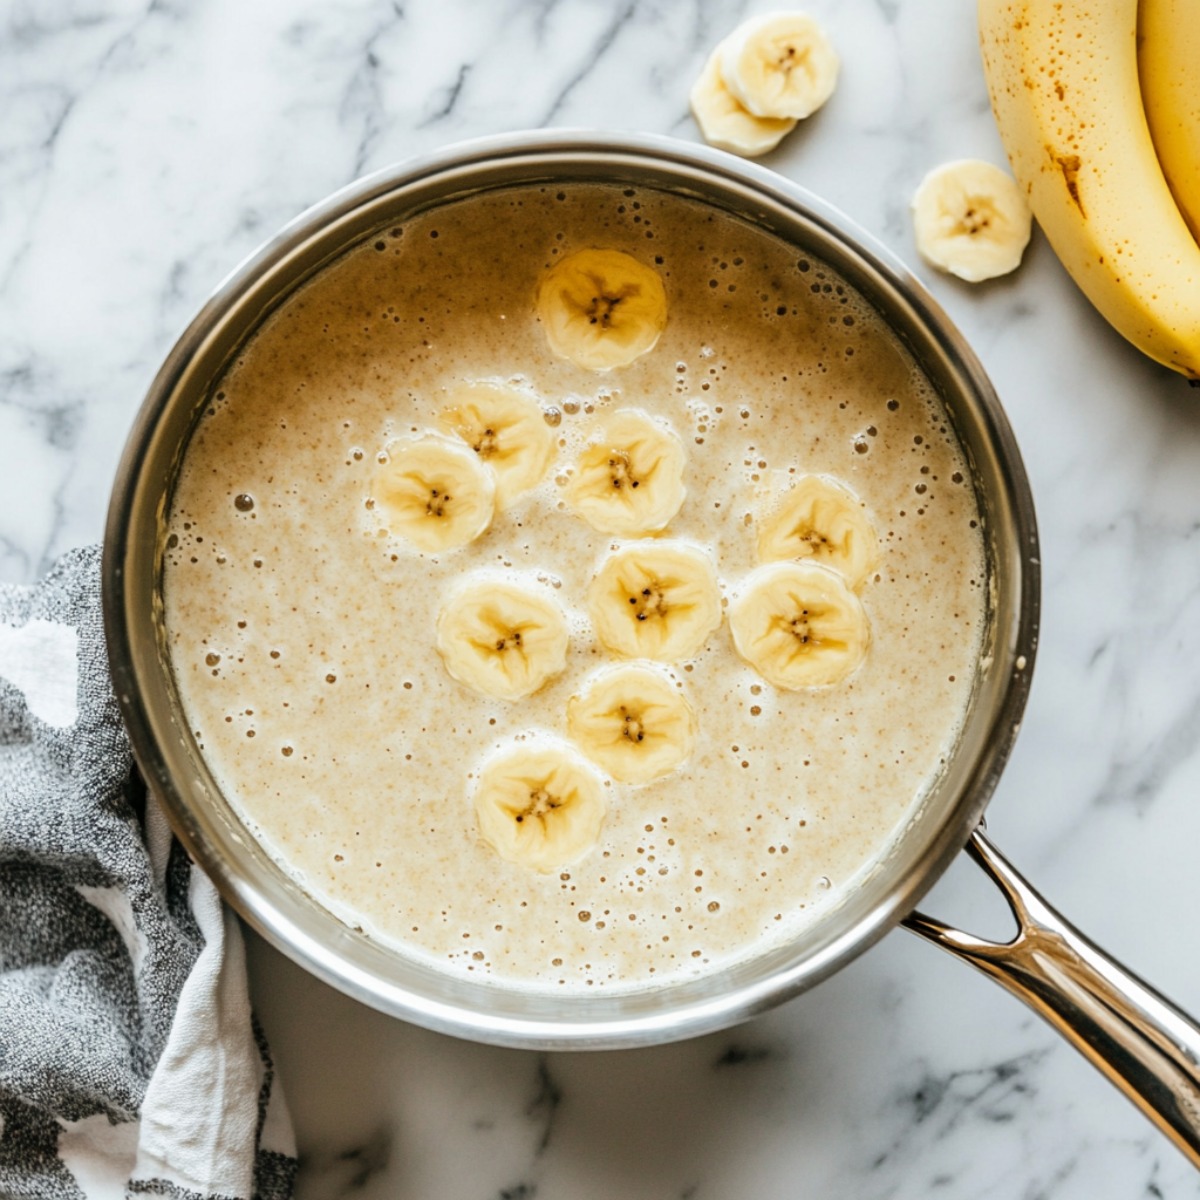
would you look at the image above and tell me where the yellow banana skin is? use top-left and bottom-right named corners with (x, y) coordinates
top-left (978, 0), bottom-right (1200, 381)
top-left (1139, 0), bottom-right (1200, 243)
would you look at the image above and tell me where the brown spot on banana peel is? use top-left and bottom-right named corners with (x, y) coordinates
top-left (1045, 147), bottom-right (1085, 217)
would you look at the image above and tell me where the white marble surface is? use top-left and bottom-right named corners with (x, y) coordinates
top-left (5, 0), bottom-right (1200, 1194)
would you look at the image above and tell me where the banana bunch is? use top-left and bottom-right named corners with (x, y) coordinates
top-left (690, 11), bottom-right (839, 158)
top-left (978, 0), bottom-right (1200, 380)
top-left (1139, 0), bottom-right (1200, 244)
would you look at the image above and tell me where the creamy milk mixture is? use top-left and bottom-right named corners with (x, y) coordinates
top-left (163, 183), bottom-right (986, 992)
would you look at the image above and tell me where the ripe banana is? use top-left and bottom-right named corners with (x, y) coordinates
top-left (729, 561), bottom-right (869, 689)
top-left (755, 474), bottom-right (878, 589)
top-left (435, 576), bottom-right (569, 700)
top-left (1138, 0), bottom-right (1200, 243)
top-left (439, 381), bottom-right (556, 508)
top-left (910, 159), bottom-right (1032, 283)
top-left (689, 45), bottom-right (797, 158)
top-left (535, 249), bottom-right (668, 371)
top-left (720, 11), bottom-right (839, 120)
top-left (978, 0), bottom-right (1200, 380)
top-left (567, 663), bottom-right (696, 784)
top-left (373, 433), bottom-right (495, 552)
top-left (474, 740), bottom-right (606, 871)
top-left (566, 409), bottom-right (686, 536)
top-left (587, 541), bottom-right (722, 663)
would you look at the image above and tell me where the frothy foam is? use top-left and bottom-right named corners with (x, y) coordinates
top-left (163, 183), bottom-right (986, 993)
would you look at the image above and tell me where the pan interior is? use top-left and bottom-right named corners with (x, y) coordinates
top-left (106, 137), bottom-right (1037, 1048)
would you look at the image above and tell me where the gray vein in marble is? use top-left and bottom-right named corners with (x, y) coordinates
top-left (872, 1047), bottom-right (1051, 1170)
top-left (296, 1125), bottom-right (392, 1196)
top-left (341, 3), bottom-right (406, 178)
top-left (1092, 692), bottom-right (1200, 814)
top-left (539, 1), bottom-right (638, 124)
top-left (712, 1041), bottom-right (776, 1068)
top-left (0, 0), bottom-right (161, 301)
top-left (527, 1055), bottom-right (563, 1155)
top-left (497, 1183), bottom-right (535, 1200)
top-left (421, 64), bottom-right (472, 127)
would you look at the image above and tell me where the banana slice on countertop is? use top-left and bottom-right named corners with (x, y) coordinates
top-left (566, 409), bottom-right (686, 537)
top-left (439, 381), bottom-right (556, 508)
top-left (436, 576), bottom-right (569, 700)
top-left (755, 474), bottom-right (878, 589)
top-left (567, 662), bottom-right (696, 785)
top-left (535, 249), bottom-right (668, 371)
top-left (911, 160), bottom-right (1032, 283)
top-left (729, 561), bottom-right (869, 689)
top-left (689, 44), bottom-right (797, 158)
top-left (373, 433), bottom-right (495, 552)
top-left (720, 11), bottom-right (840, 121)
top-left (587, 541), bottom-right (722, 663)
top-left (474, 739), bottom-right (607, 871)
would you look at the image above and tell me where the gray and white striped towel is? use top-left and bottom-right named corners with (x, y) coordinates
top-left (0, 546), bottom-right (297, 1200)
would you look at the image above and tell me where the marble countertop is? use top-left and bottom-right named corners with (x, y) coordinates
top-left (6, 0), bottom-right (1200, 1195)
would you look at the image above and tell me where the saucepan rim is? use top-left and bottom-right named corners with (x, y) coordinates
top-left (102, 129), bottom-right (1039, 1049)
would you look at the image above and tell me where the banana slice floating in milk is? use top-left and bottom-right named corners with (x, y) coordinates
top-left (730, 561), bottom-right (869, 689)
top-left (474, 740), bottom-right (607, 872)
top-left (439, 381), bottom-right (556, 508)
top-left (587, 541), bottom-right (722, 663)
top-left (689, 45), bottom-right (797, 158)
top-left (436, 576), bottom-right (569, 700)
top-left (535, 249), bottom-right (668, 371)
top-left (567, 662), bottom-right (696, 784)
top-left (756, 474), bottom-right (878, 589)
top-left (719, 11), bottom-right (840, 121)
top-left (374, 433), bottom-right (495, 552)
top-left (567, 409), bottom-right (686, 537)
top-left (911, 160), bottom-right (1032, 283)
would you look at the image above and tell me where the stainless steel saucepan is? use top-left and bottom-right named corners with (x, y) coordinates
top-left (101, 131), bottom-right (1200, 1165)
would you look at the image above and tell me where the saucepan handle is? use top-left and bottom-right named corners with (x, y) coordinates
top-left (903, 830), bottom-right (1200, 1166)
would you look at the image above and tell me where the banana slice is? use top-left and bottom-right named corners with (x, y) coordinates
top-left (373, 433), bottom-right (495, 552)
top-left (436, 576), bottom-right (569, 701)
top-left (474, 739), bottom-right (607, 872)
top-left (729, 561), bottom-right (869, 689)
top-left (535, 249), bottom-right (668, 371)
top-left (911, 160), bottom-right (1032, 283)
top-left (719, 11), bottom-right (840, 121)
top-left (567, 663), bottom-right (696, 785)
top-left (587, 541), bottom-right (722, 662)
top-left (438, 381), bottom-right (556, 509)
top-left (689, 45), bottom-right (797, 158)
top-left (566, 409), bottom-right (686, 536)
top-left (755, 474), bottom-right (878, 589)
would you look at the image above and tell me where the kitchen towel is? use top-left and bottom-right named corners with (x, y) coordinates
top-left (0, 545), bottom-right (297, 1200)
